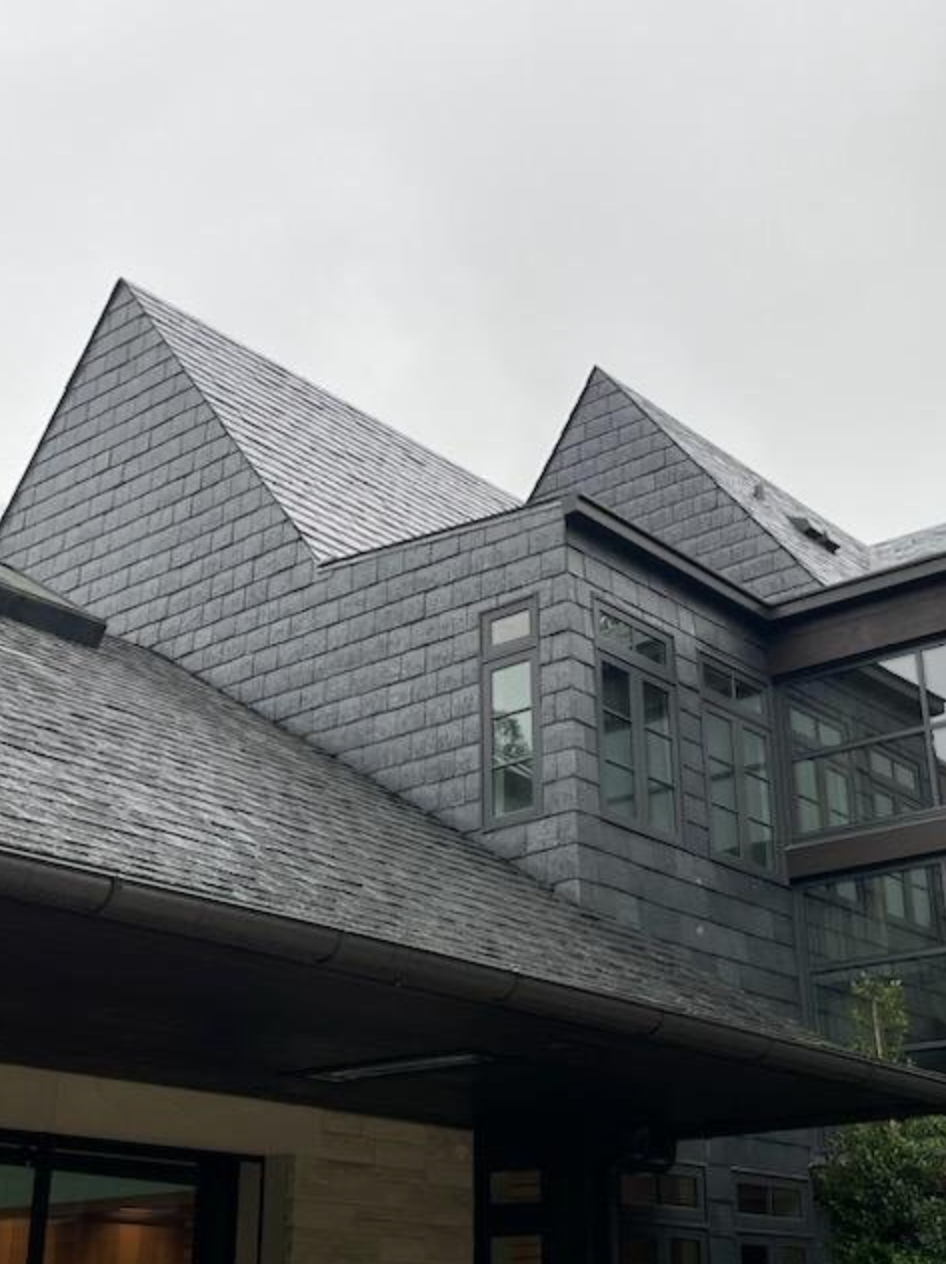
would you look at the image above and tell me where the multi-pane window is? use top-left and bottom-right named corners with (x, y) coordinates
top-left (483, 601), bottom-right (540, 824)
top-left (618, 1165), bottom-right (706, 1264)
top-left (784, 640), bottom-right (946, 837)
top-left (597, 606), bottom-right (676, 836)
top-left (803, 861), bottom-right (946, 1072)
top-left (701, 660), bottom-right (775, 869)
top-left (735, 1177), bottom-right (809, 1264)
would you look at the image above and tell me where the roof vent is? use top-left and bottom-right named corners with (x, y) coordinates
top-left (0, 563), bottom-right (106, 647)
top-left (788, 515), bottom-right (841, 554)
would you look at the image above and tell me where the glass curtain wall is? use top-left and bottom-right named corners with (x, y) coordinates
top-left (802, 860), bottom-right (946, 1072)
top-left (784, 642), bottom-right (946, 838)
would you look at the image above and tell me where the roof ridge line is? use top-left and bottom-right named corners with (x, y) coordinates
top-left (121, 282), bottom-right (323, 566)
top-left (599, 368), bottom-right (830, 589)
top-left (124, 280), bottom-right (519, 507)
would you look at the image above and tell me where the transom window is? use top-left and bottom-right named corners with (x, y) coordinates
top-left (597, 606), bottom-right (677, 837)
top-left (701, 659), bottom-right (775, 870)
top-left (784, 639), bottom-right (946, 837)
top-left (482, 600), bottom-right (540, 824)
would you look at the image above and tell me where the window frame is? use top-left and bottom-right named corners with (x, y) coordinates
top-left (733, 1172), bottom-right (809, 1229)
top-left (481, 598), bottom-right (543, 830)
top-left (594, 600), bottom-right (681, 843)
top-left (699, 657), bottom-right (777, 873)
top-left (800, 857), bottom-right (946, 1067)
top-left (781, 638), bottom-right (946, 845)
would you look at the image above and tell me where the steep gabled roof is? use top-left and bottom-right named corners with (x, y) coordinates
top-left (126, 282), bottom-right (518, 562)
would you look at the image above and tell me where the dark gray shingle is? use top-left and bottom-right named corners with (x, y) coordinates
top-left (126, 282), bottom-right (519, 562)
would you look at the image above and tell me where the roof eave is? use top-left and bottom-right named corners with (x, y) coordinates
top-left (1, 845), bottom-right (942, 1133)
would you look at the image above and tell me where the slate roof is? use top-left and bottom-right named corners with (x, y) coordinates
top-left (608, 375), bottom-right (872, 589)
top-left (0, 606), bottom-right (821, 1048)
top-left (607, 374), bottom-right (946, 589)
top-left (126, 282), bottom-right (519, 562)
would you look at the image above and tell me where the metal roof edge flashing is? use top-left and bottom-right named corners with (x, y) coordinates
top-left (561, 495), bottom-right (770, 621)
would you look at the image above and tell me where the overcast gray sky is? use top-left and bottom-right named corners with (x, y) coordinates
top-left (2, 0), bottom-right (945, 543)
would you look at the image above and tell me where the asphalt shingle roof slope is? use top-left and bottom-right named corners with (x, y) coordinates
top-left (0, 609), bottom-right (814, 1047)
top-left (126, 282), bottom-right (518, 562)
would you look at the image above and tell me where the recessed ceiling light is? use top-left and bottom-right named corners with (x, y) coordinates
top-left (303, 1051), bottom-right (491, 1083)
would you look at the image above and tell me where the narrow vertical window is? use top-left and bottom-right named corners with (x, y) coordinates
top-left (483, 600), bottom-right (540, 825)
top-left (700, 659), bottom-right (775, 870)
top-left (596, 605), bottom-right (677, 837)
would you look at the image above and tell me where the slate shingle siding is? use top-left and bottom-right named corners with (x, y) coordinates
top-left (532, 369), bottom-right (819, 600)
top-left (0, 287), bottom-right (322, 674)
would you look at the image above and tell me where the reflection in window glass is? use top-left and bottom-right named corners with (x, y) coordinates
top-left (669, 1240), bottom-right (702, 1264)
top-left (623, 1237), bottom-right (659, 1264)
top-left (489, 1170), bottom-right (541, 1205)
top-left (815, 958), bottom-right (946, 1051)
top-left (0, 1164), bottom-right (34, 1264)
top-left (491, 1236), bottom-right (543, 1264)
top-left (44, 1170), bottom-right (195, 1264)
top-left (490, 661), bottom-right (535, 818)
top-left (804, 865), bottom-right (946, 967)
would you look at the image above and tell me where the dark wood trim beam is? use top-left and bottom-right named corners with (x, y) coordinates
top-left (786, 813), bottom-right (946, 881)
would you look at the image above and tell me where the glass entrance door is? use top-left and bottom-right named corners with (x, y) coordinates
top-left (0, 1138), bottom-right (238, 1264)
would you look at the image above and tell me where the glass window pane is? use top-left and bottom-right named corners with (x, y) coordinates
top-left (603, 712), bottom-right (633, 767)
top-left (742, 729), bottom-right (769, 772)
top-left (670, 1240), bottom-right (702, 1264)
top-left (737, 1183), bottom-right (769, 1215)
top-left (935, 725), bottom-right (946, 802)
top-left (491, 1237), bottom-right (543, 1264)
top-left (603, 662), bottom-right (632, 717)
top-left (706, 713), bottom-right (734, 764)
top-left (490, 610), bottom-right (532, 647)
top-left (790, 708), bottom-right (817, 744)
top-left (620, 1174), bottom-right (656, 1207)
top-left (493, 713), bottom-right (533, 766)
top-left (922, 643), bottom-right (946, 722)
top-left (777, 1249), bottom-right (807, 1264)
top-left (44, 1169), bottom-right (196, 1264)
top-left (599, 610), bottom-right (634, 653)
top-left (771, 1187), bottom-right (803, 1218)
top-left (856, 734), bottom-right (932, 822)
top-left (491, 662), bottom-right (532, 716)
top-left (745, 774), bottom-right (772, 825)
top-left (789, 654), bottom-right (924, 747)
top-left (702, 662), bottom-right (733, 702)
top-left (0, 1164), bottom-right (34, 1264)
top-left (643, 682), bottom-right (671, 734)
top-left (658, 1174), bottom-right (700, 1208)
top-left (603, 763), bottom-right (635, 816)
top-left (489, 1170), bottom-right (542, 1205)
top-left (711, 806), bottom-right (740, 855)
top-left (493, 763), bottom-right (534, 816)
top-left (805, 865), bottom-right (946, 967)
top-left (814, 958), bottom-right (946, 1050)
top-left (646, 731), bottom-right (673, 784)
top-left (648, 781), bottom-right (675, 833)
top-left (825, 766), bottom-right (852, 825)
top-left (734, 676), bottom-right (765, 715)
top-left (636, 633), bottom-right (668, 666)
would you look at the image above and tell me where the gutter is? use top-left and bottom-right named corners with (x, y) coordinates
top-left (1, 848), bottom-right (945, 1124)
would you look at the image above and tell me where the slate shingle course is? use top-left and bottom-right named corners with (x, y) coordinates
top-left (126, 282), bottom-right (519, 563)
